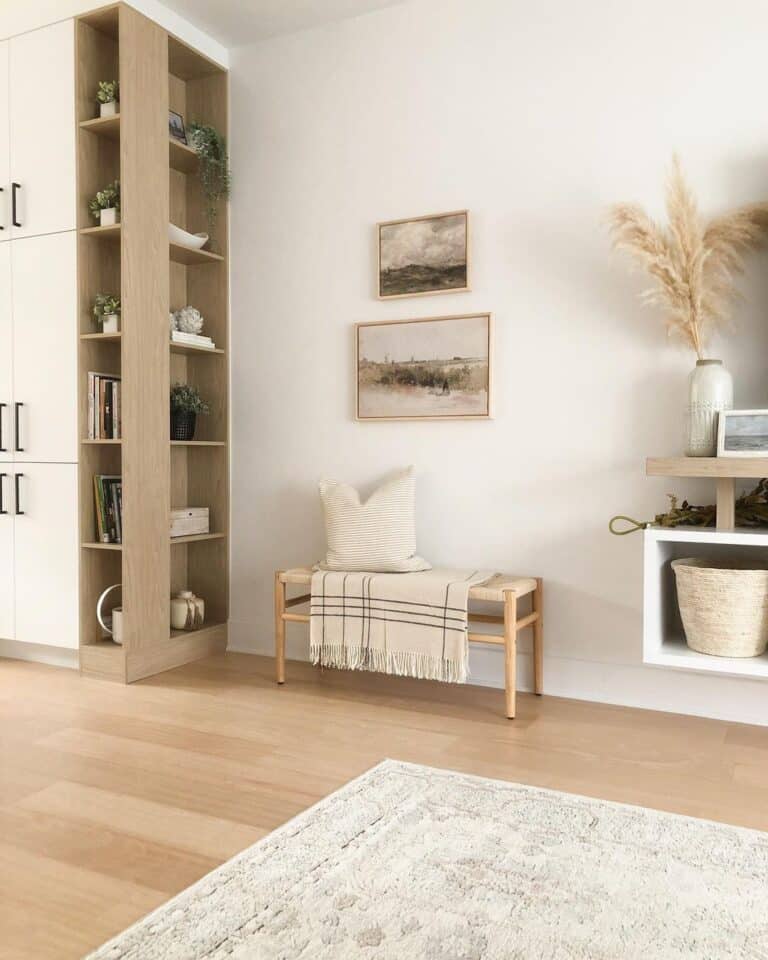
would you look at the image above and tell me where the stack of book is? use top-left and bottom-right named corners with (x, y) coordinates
top-left (94, 475), bottom-right (123, 544)
top-left (88, 372), bottom-right (122, 439)
top-left (171, 330), bottom-right (216, 350)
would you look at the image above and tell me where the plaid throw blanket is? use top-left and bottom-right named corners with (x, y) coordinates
top-left (310, 568), bottom-right (493, 683)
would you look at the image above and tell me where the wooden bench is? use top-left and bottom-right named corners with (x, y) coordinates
top-left (274, 569), bottom-right (543, 718)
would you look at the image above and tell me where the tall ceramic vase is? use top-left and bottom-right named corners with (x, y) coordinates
top-left (685, 359), bottom-right (733, 457)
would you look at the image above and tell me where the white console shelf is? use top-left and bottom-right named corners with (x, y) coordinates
top-left (643, 525), bottom-right (768, 680)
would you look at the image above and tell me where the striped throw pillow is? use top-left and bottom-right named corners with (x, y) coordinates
top-left (317, 466), bottom-right (431, 572)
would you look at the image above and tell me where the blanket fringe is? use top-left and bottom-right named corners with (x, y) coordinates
top-left (310, 643), bottom-right (468, 684)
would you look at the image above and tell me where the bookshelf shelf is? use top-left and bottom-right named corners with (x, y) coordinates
top-left (169, 241), bottom-right (225, 266)
top-left (80, 114), bottom-right (121, 139)
top-left (77, 4), bottom-right (229, 684)
top-left (81, 332), bottom-right (122, 342)
top-left (171, 440), bottom-right (226, 447)
top-left (169, 137), bottom-right (198, 173)
top-left (80, 223), bottom-right (121, 239)
top-left (170, 341), bottom-right (225, 356)
top-left (170, 532), bottom-right (226, 545)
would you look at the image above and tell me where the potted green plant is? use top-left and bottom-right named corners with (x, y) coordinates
top-left (188, 121), bottom-right (231, 238)
top-left (93, 293), bottom-right (121, 334)
top-left (89, 181), bottom-right (120, 227)
top-left (97, 80), bottom-right (119, 118)
top-left (170, 383), bottom-right (210, 441)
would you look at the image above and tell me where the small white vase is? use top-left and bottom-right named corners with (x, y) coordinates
top-left (100, 100), bottom-right (118, 118)
top-left (101, 313), bottom-right (119, 334)
top-left (685, 359), bottom-right (733, 457)
top-left (100, 207), bottom-right (117, 227)
top-left (171, 591), bottom-right (205, 631)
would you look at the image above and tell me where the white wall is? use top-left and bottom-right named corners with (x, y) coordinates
top-left (0, 0), bottom-right (228, 65)
top-left (229, 0), bottom-right (768, 726)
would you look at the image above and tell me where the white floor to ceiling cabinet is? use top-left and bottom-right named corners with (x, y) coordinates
top-left (0, 40), bottom-right (9, 240)
top-left (11, 232), bottom-right (77, 463)
top-left (13, 462), bottom-right (78, 647)
top-left (0, 242), bottom-right (11, 457)
top-left (0, 471), bottom-right (14, 641)
top-left (8, 20), bottom-right (75, 239)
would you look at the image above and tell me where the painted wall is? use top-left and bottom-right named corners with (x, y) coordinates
top-left (0, 0), bottom-right (228, 65)
top-left (228, 0), bottom-right (768, 725)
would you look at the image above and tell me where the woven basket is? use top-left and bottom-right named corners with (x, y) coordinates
top-left (672, 557), bottom-right (768, 658)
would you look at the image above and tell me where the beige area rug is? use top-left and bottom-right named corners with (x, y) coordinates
top-left (88, 759), bottom-right (768, 959)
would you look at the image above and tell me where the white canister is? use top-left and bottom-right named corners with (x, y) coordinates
top-left (100, 100), bottom-right (118, 118)
top-left (685, 359), bottom-right (733, 457)
top-left (171, 591), bottom-right (205, 631)
top-left (102, 313), bottom-right (119, 334)
top-left (100, 207), bottom-right (118, 227)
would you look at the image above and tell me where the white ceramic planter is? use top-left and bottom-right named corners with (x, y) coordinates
top-left (100, 100), bottom-right (118, 118)
top-left (102, 313), bottom-right (119, 334)
top-left (685, 359), bottom-right (733, 457)
top-left (100, 207), bottom-right (117, 227)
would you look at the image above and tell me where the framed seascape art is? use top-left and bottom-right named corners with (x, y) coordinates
top-left (377, 210), bottom-right (470, 299)
top-left (356, 313), bottom-right (492, 421)
top-left (717, 409), bottom-right (768, 457)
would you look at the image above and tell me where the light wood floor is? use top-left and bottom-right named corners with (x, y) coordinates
top-left (1, 653), bottom-right (767, 959)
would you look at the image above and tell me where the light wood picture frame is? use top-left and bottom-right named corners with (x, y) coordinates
top-left (356, 313), bottom-right (492, 421)
top-left (377, 210), bottom-right (470, 299)
top-left (717, 409), bottom-right (768, 457)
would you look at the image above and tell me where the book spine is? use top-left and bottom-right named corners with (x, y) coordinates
top-left (104, 381), bottom-right (113, 440)
top-left (94, 476), bottom-right (107, 542)
top-left (113, 480), bottom-right (122, 543)
top-left (113, 381), bottom-right (120, 440)
top-left (116, 483), bottom-right (123, 543)
top-left (87, 373), bottom-right (94, 440)
top-left (105, 479), bottom-right (117, 542)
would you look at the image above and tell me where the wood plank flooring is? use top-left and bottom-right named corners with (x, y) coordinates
top-left (1, 652), bottom-right (767, 959)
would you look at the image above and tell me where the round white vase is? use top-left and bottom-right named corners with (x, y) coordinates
top-left (685, 359), bottom-right (733, 457)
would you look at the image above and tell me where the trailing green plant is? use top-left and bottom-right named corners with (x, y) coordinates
top-left (170, 382), bottom-right (210, 415)
top-left (93, 293), bottom-right (121, 320)
top-left (88, 181), bottom-right (121, 220)
top-left (188, 121), bottom-right (230, 234)
top-left (96, 80), bottom-right (119, 104)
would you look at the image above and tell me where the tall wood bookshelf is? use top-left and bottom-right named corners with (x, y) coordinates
top-left (75, 3), bottom-right (229, 682)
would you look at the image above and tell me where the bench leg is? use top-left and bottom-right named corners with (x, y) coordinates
top-left (275, 571), bottom-right (286, 684)
top-left (503, 589), bottom-right (517, 719)
top-left (533, 577), bottom-right (543, 696)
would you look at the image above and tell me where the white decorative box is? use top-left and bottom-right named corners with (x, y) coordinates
top-left (170, 507), bottom-right (210, 538)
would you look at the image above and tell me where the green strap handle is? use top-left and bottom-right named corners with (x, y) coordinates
top-left (608, 515), bottom-right (648, 536)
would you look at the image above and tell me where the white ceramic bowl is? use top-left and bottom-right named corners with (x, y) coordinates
top-left (168, 223), bottom-right (209, 250)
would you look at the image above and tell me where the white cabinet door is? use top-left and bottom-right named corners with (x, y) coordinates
top-left (9, 21), bottom-right (75, 239)
top-left (13, 462), bottom-right (78, 648)
top-left (0, 242), bottom-right (11, 461)
top-left (12, 232), bottom-right (77, 463)
top-left (0, 40), bottom-right (9, 241)
top-left (0, 470), bottom-right (13, 640)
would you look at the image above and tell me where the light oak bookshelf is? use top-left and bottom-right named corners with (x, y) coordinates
top-left (76, 3), bottom-right (229, 683)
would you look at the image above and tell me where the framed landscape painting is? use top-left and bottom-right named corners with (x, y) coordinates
top-left (356, 313), bottom-right (492, 421)
top-left (377, 210), bottom-right (470, 299)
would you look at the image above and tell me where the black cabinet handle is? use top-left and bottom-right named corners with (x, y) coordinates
top-left (11, 183), bottom-right (21, 228)
top-left (0, 402), bottom-right (5, 452)
top-left (14, 473), bottom-right (23, 515)
top-left (14, 401), bottom-right (23, 452)
top-left (0, 474), bottom-right (6, 515)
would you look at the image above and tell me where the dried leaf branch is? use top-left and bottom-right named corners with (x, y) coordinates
top-left (607, 157), bottom-right (768, 359)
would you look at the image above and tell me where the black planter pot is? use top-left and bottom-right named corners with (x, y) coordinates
top-left (171, 410), bottom-right (196, 441)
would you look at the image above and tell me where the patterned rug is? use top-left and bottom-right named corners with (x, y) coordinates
top-left (88, 759), bottom-right (768, 959)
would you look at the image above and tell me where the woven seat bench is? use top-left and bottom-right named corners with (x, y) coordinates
top-left (274, 569), bottom-right (543, 718)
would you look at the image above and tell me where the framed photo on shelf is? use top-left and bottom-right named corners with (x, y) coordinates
top-left (169, 110), bottom-right (187, 144)
top-left (717, 409), bottom-right (768, 457)
top-left (377, 210), bottom-right (469, 299)
top-left (356, 312), bottom-right (492, 421)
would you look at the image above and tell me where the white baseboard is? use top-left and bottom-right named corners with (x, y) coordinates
top-left (0, 638), bottom-right (78, 670)
top-left (228, 618), bottom-right (768, 728)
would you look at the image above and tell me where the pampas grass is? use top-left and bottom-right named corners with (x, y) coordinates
top-left (608, 157), bottom-right (768, 359)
